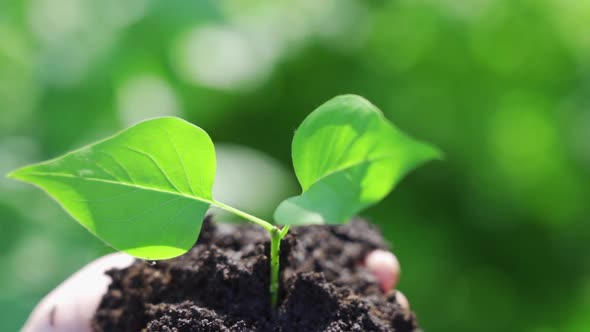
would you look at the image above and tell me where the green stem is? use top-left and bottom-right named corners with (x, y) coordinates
top-left (211, 199), bottom-right (288, 309)
top-left (270, 226), bottom-right (288, 308)
top-left (212, 200), bottom-right (275, 232)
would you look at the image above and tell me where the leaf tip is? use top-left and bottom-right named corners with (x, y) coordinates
top-left (430, 145), bottom-right (445, 161)
top-left (6, 165), bottom-right (37, 183)
top-left (6, 168), bottom-right (25, 181)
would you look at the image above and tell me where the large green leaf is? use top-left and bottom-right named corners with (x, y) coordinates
top-left (8, 117), bottom-right (216, 259)
top-left (274, 95), bottom-right (441, 225)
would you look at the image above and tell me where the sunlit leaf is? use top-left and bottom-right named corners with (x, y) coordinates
top-left (8, 117), bottom-right (216, 259)
top-left (274, 95), bottom-right (441, 225)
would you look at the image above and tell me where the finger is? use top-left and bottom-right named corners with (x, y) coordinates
top-left (22, 252), bottom-right (134, 332)
top-left (395, 290), bottom-right (411, 318)
top-left (365, 249), bottom-right (401, 293)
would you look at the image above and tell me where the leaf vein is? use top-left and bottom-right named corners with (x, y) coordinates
top-left (94, 160), bottom-right (121, 181)
top-left (162, 128), bottom-right (196, 196)
top-left (124, 146), bottom-right (183, 193)
top-left (304, 154), bottom-right (397, 192)
top-left (17, 171), bottom-right (214, 205)
top-left (97, 151), bottom-right (136, 184)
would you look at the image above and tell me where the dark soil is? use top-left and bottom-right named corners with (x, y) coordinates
top-left (93, 216), bottom-right (420, 332)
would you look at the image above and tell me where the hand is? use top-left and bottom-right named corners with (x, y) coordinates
top-left (365, 249), bottom-right (411, 316)
top-left (22, 250), bottom-right (408, 331)
top-left (21, 253), bottom-right (134, 332)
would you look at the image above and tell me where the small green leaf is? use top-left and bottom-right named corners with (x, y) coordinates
top-left (8, 117), bottom-right (216, 259)
top-left (274, 95), bottom-right (441, 225)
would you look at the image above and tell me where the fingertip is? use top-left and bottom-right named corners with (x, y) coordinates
top-left (365, 249), bottom-right (401, 293)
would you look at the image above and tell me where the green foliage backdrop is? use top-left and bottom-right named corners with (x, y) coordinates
top-left (1, 0), bottom-right (589, 331)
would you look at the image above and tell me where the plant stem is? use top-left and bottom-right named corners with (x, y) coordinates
top-left (212, 200), bottom-right (275, 232)
top-left (270, 226), bottom-right (288, 309)
top-left (211, 199), bottom-right (289, 309)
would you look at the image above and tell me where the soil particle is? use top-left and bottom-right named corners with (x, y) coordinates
top-left (93, 216), bottom-right (420, 332)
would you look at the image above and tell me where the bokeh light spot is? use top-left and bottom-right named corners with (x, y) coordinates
top-left (117, 75), bottom-right (181, 126)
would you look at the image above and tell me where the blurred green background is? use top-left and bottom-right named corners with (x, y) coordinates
top-left (1, 0), bottom-right (590, 331)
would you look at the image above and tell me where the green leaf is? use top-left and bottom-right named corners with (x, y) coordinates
top-left (274, 95), bottom-right (442, 225)
top-left (8, 117), bottom-right (216, 260)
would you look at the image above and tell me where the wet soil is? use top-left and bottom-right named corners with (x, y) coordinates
top-left (93, 216), bottom-right (419, 332)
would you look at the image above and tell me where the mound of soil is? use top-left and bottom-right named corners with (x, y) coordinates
top-left (92, 217), bottom-right (419, 332)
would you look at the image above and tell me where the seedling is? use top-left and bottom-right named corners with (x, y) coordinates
top-left (8, 95), bottom-right (440, 308)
